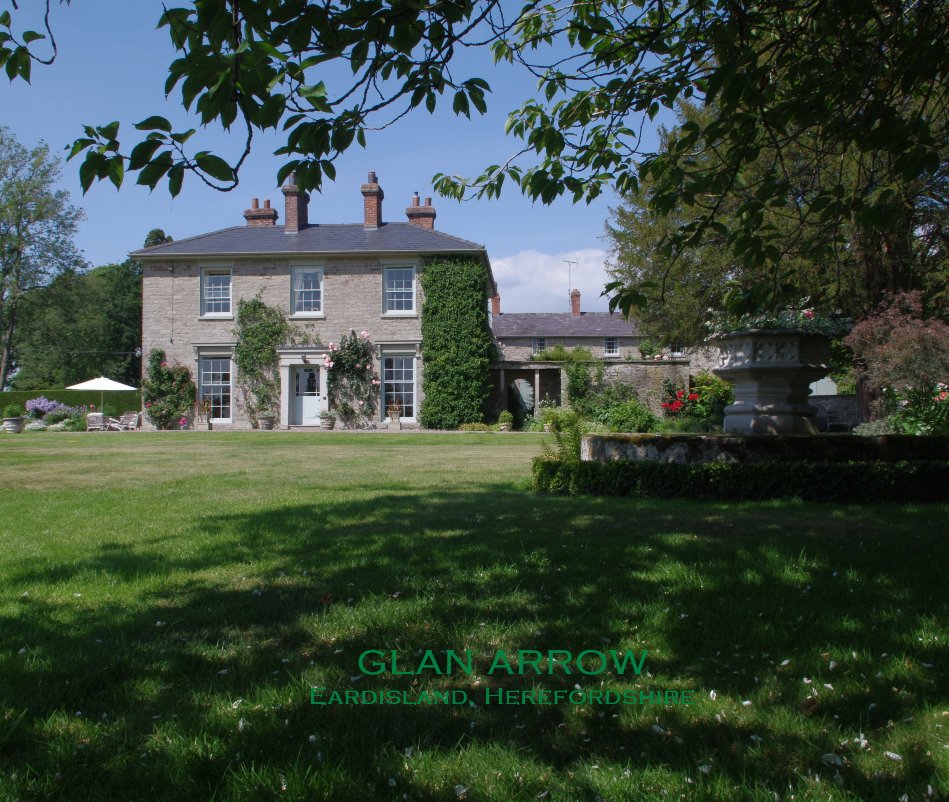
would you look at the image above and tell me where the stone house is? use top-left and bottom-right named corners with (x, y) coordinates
top-left (488, 290), bottom-right (695, 415)
top-left (134, 172), bottom-right (496, 429)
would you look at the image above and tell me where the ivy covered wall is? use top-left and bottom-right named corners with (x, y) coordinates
top-left (419, 259), bottom-right (492, 429)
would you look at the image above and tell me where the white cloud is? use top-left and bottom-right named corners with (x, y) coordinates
top-left (490, 248), bottom-right (613, 313)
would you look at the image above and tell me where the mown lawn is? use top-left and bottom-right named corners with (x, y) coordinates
top-left (0, 432), bottom-right (946, 801)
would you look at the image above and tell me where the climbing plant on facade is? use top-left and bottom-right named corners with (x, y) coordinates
top-left (233, 296), bottom-right (298, 427)
top-left (142, 349), bottom-right (196, 430)
top-left (420, 259), bottom-right (492, 429)
top-left (325, 330), bottom-right (379, 428)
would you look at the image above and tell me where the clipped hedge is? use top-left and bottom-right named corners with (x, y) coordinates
top-left (0, 389), bottom-right (141, 413)
top-left (533, 457), bottom-right (949, 503)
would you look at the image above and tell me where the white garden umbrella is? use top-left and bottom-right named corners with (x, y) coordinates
top-left (66, 376), bottom-right (138, 414)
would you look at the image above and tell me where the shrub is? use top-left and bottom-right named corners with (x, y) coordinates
top-left (853, 418), bottom-right (902, 436)
top-left (498, 410), bottom-right (514, 425)
top-left (690, 371), bottom-right (734, 420)
top-left (600, 399), bottom-right (659, 433)
top-left (564, 361), bottom-right (593, 408)
top-left (638, 338), bottom-right (659, 358)
top-left (458, 422), bottom-right (493, 431)
top-left (142, 350), bottom-right (197, 430)
top-left (522, 415), bottom-right (546, 432)
top-left (45, 405), bottom-right (84, 424)
top-left (420, 259), bottom-right (493, 429)
top-left (533, 458), bottom-right (949, 503)
top-left (3, 403), bottom-right (23, 418)
top-left (845, 291), bottom-right (949, 426)
top-left (25, 396), bottom-right (64, 418)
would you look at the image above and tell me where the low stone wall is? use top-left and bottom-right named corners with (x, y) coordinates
top-left (811, 395), bottom-right (861, 431)
top-left (581, 433), bottom-right (949, 464)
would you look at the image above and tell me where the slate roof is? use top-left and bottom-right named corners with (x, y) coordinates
top-left (491, 312), bottom-right (639, 338)
top-left (130, 222), bottom-right (486, 258)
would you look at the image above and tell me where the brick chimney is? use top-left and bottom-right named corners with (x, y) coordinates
top-left (282, 173), bottom-right (309, 233)
top-left (490, 294), bottom-right (501, 317)
top-left (243, 197), bottom-right (278, 227)
top-left (361, 171), bottom-right (384, 229)
top-left (570, 288), bottom-right (581, 318)
top-left (406, 192), bottom-right (436, 229)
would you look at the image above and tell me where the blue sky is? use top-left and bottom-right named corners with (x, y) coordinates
top-left (3, 1), bottom-right (662, 313)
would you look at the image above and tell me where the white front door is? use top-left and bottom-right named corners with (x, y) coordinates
top-left (293, 366), bottom-right (322, 425)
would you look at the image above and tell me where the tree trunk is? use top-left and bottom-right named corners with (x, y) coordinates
top-left (0, 298), bottom-right (15, 389)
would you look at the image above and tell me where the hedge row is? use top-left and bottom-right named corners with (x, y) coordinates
top-left (0, 389), bottom-right (141, 412)
top-left (532, 458), bottom-right (949, 503)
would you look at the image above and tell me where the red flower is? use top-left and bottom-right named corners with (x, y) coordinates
top-left (670, 400), bottom-right (684, 412)
top-left (688, 393), bottom-right (699, 401)
top-left (676, 389), bottom-right (685, 399)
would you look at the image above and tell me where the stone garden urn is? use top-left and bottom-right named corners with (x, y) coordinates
top-left (712, 329), bottom-right (832, 435)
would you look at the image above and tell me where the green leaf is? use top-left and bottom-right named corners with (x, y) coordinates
top-left (168, 164), bottom-right (184, 197)
top-left (22, 30), bottom-right (44, 44)
top-left (108, 158), bottom-right (124, 190)
top-left (134, 116), bottom-right (173, 132)
top-left (194, 153), bottom-right (234, 182)
top-left (452, 90), bottom-right (470, 118)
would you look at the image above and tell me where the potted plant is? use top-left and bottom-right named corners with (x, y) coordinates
top-left (386, 399), bottom-right (403, 422)
top-left (320, 411), bottom-right (336, 430)
top-left (198, 397), bottom-right (213, 431)
top-left (498, 410), bottom-right (514, 432)
top-left (3, 403), bottom-right (25, 434)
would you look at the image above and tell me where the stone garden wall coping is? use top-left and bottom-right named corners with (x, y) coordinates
top-left (581, 433), bottom-right (949, 464)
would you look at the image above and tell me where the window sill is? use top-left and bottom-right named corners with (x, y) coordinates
top-left (382, 312), bottom-right (418, 319)
top-left (199, 315), bottom-right (234, 321)
top-left (290, 313), bottom-right (325, 320)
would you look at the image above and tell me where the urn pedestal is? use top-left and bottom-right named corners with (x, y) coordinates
top-left (713, 329), bottom-right (832, 435)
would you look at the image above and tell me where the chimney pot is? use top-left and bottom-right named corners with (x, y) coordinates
top-left (406, 194), bottom-right (436, 229)
top-left (412, 192), bottom-right (420, 207)
top-left (244, 196), bottom-right (278, 226)
top-left (570, 288), bottom-right (581, 318)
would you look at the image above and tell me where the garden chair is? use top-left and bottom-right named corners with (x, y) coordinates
top-left (86, 412), bottom-right (105, 431)
top-left (108, 411), bottom-right (140, 431)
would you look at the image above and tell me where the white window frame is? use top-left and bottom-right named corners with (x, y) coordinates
top-left (604, 337), bottom-right (619, 357)
top-left (669, 343), bottom-right (685, 357)
top-left (380, 351), bottom-right (417, 422)
top-left (200, 267), bottom-right (232, 318)
top-left (198, 355), bottom-right (233, 423)
top-left (532, 338), bottom-right (547, 356)
top-left (382, 265), bottom-right (417, 316)
top-left (290, 265), bottom-right (324, 318)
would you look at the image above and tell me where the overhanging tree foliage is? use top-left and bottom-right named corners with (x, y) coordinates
top-left (0, 128), bottom-right (85, 389)
top-left (605, 101), bottom-right (948, 344)
top-left (420, 259), bottom-right (492, 429)
top-left (2, 2), bottom-right (945, 312)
